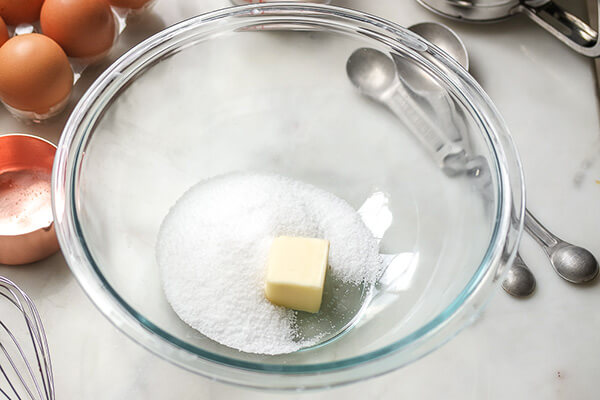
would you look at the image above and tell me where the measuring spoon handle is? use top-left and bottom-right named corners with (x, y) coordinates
top-left (385, 81), bottom-right (466, 174)
top-left (524, 209), bottom-right (559, 251)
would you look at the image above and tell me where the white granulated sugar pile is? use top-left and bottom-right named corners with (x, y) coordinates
top-left (156, 172), bottom-right (381, 355)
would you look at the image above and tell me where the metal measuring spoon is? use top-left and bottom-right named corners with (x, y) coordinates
top-left (408, 22), bottom-right (469, 72)
top-left (346, 47), bottom-right (466, 175)
top-left (502, 253), bottom-right (536, 297)
top-left (405, 23), bottom-right (539, 296)
top-left (401, 23), bottom-right (470, 148)
top-left (346, 45), bottom-right (533, 296)
top-left (348, 22), bottom-right (597, 295)
top-left (525, 210), bottom-right (598, 283)
top-left (409, 22), bottom-right (598, 288)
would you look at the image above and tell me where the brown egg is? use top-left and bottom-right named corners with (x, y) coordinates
top-left (108, 0), bottom-right (151, 9)
top-left (41, 0), bottom-right (116, 59)
top-left (0, 17), bottom-right (8, 47)
top-left (0, 34), bottom-right (73, 114)
top-left (0, 0), bottom-right (44, 25)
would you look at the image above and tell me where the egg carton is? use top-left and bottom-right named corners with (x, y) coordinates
top-left (1, 0), bottom-right (158, 123)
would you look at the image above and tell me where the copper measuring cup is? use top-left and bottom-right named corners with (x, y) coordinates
top-left (0, 134), bottom-right (59, 265)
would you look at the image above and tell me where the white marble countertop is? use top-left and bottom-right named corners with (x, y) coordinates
top-left (1, 0), bottom-right (599, 399)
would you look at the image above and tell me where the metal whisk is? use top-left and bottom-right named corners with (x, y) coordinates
top-left (0, 276), bottom-right (54, 400)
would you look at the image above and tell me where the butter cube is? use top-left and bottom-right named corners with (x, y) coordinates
top-left (265, 236), bottom-right (329, 313)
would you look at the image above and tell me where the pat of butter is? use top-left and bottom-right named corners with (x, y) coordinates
top-left (265, 236), bottom-right (329, 313)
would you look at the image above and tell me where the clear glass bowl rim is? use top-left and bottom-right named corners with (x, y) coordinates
top-left (52, 3), bottom-right (525, 389)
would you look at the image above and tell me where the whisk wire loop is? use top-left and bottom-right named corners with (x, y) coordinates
top-left (0, 277), bottom-right (54, 400)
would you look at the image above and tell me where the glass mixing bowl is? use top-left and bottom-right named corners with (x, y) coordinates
top-left (53, 3), bottom-right (525, 390)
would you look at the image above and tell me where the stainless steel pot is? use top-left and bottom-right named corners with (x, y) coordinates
top-left (417, 0), bottom-right (600, 57)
